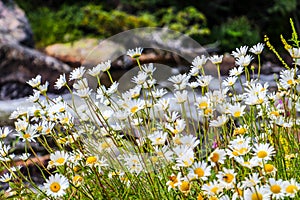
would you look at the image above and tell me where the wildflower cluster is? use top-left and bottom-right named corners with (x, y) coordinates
top-left (1, 33), bottom-right (300, 199)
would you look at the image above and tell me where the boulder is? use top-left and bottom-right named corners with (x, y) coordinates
top-left (0, 42), bottom-right (72, 99)
top-left (0, 0), bottom-right (34, 47)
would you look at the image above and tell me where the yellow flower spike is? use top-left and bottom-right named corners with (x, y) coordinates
top-left (264, 35), bottom-right (290, 69)
top-left (281, 35), bottom-right (292, 51)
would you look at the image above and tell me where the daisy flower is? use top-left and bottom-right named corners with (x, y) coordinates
top-left (231, 45), bottom-right (248, 58)
top-left (43, 173), bottom-right (69, 198)
top-left (222, 76), bottom-right (238, 87)
top-left (189, 67), bottom-right (199, 76)
top-left (250, 43), bottom-right (264, 55)
top-left (125, 99), bottom-right (145, 115)
top-left (228, 103), bottom-right (246, 118)
top-left (235, 54), bottom-right (253, 67)
top-left (191, 55), bottom-right (208, 69)
top-left (195, 96), bottom-right (211, 110)
top-left (27, 75), bottom-right (42, 88)
top-left (262, 163), bottom-right (277, 175)
top-left (288, 47), bottom-right (300, 58)
top-left (244, 185), bottom-right (271, 200)
top-left (178, 135), bottom-right (200, 148)
top-left (176, 152), bottom-right (195, 168)
top-left (209, 115), bottom-right (228, 127)
top-left (187, 160), bottom-right (211, 181)
top-left (148, 131), bottom-right (168, 145)
top-left (0, 173), bottom-right (12, 183)
top-left (19, 153), bottom-right (31, 161)
top-left (217, 168), bottom-right (236, 189)
top-left (49, 151), bottom-right (69, 167)
top-left (209, 55), bottom-right (223, 64)
top-left (253, 143), bottom-right (276, 161)
top-left (197, 75), bottom-right (213, 87)
top-left (132, 71), bottom-right (148, 85)
top-left (209, 148), bottom-right (226, 167)
top-left (279, 69), bottom-right (297, 89)
top-left (202, 180), bottom-right (223, 197)
top-left (229, 66), bottom-right (244, 76)
top-left (166, 173), bottom-right (180, 191)
top-left (96, 60), bottom-right (111, 72)
top-left (177, 177), bottom-right (191, 195)
top-left (174, 90), bottom-right (188, 104)
top-left (282, 178), bottom-right (299, 198)
top-left (267, 178), bottom-right (285, 199)
top-left (55, 74), bottom-right (67, 89)
top-left (69, 66), bottom-right (86, 81)
top-left (242, 173), bottom-right (262, 188)
top-left (127, 47), bottom-right (143, 59)
top-left (0, 127), bottom-right (12, 139)
top-left (141, 63), bottom-right (156, 74)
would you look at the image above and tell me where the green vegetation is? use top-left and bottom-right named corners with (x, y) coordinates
top-left (15, 0), bottom-right (299, 51)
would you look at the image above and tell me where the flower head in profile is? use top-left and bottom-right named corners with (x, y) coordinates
top-left (43, 173), bottom-right (69, 198)
top-left (97, 60), bottom-right (111, 72)
top-left (210, 55), bottom-right (223, 64)
top-left (231, 46), bottom-right (248, 58)
top-left (250, 43), bottom-right (264, 55)
top-left (27, 75), bottom-right (42, 88)
top-left (127, 47), bottom-right (143, 59)
top-left (69, 66), bottom-right (86, 81)
top-left (192, 55), bottom-right (208, 69)
top-left (49, 151), bottom-right (69, 167)
top-left (235, 55), bottom-right (253, 67)
top-left (55, 74), bottom-right (67, 89)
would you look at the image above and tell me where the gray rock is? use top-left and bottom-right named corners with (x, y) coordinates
top-left (0, 0), bottom-right (34, 47)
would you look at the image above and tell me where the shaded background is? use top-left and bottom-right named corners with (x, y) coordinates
top-left (15, 0), bottom-right (300, 52)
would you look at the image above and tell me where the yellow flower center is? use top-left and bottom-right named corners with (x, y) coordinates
top-left (233, 111), bottom-right (241, 118)
top-left (130, 106), bottom-right (139, 113)
top-left (270, 111), bottom-right (280, 116)
top-left (131, 93), bottom-right (140, 99)
top-left (86, 156), bottom-right (97, 165)
top-left (61, 117), bottom-right (69, 124)
top-left (59, 107), bottom-right (65, 112)
top-left (151, 156), bottom-right (158, 163)
top-left (270, 184), bottom-right (281, 194)
top-left (198, 102), bottom-right (208, 109)
top-left (257, 150), bottom-right (268, 158)
top-left (155, 137), bottom-right (163, 143)
top-left (210, 152), bottom-right (219, 163)
top-left (287, 79), bottom-right (293, 85)
top-left (101, 142), bottom-right (110, 149)
top-left (210, 186), bottom-right (219, 194)
top-left (50, 182), bottom-right (61, 193)
top-left (236, 188), bottom-right (243, 196)
top-left (194, 168), bottom-right (205, 177)
top-left (286, 185), bottom-right (297, 194)
top-left (73, 175), bottom-right (83, 183)
top-left (23, 133), bottom-right (31, 139)
top-left (204, 108), bottom-right (213, 115)
top-left (264, 164), bottom-right (274, 172)
top-left (180, 181), bottom-right (190, 192)
top-left (223, 173), bottom-right (234, 183)
top-left (197, 193), bottom-right (204, 200)
top-left (37, 126), bottom-right (43, 132)
top-left (56, 158), bottom-right (65, 165)
top-left (251, 192), bottom-right (263, 200)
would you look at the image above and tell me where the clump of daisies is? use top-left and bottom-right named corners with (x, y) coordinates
top-left (1, 22), bottom-right (300, 199)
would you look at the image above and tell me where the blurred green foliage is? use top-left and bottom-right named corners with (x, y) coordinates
top-left (212, 16), bottom-right (260, 50)
top-left (15, 0), bottom-right (299, 52)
